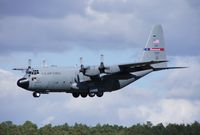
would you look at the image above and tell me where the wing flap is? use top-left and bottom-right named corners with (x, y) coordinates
top-left (119, 60), bottom-right (167, 68)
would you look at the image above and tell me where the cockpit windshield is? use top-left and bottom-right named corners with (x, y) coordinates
top-left (27, 70), bottom-right (39, 75)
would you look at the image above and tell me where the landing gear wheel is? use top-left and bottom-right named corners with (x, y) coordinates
top-left (96, 92), bottom-right (104, 97)
top-left (88, 93), bottom-right (95, 97)
top-left (72, 93), bottom-right (80, 98)
top-left (33, 92), bottom-right (41, 98)
top-left (81, 93), bottom-right (87, 98)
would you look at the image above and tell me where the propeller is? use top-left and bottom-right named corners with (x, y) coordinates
top-left (26, 59), bottom-right (32, 74)
top-left (74, 58), bottom-right (81, 83)
top-left (98, 54), bottom-right (109, 73)
top-left (78, 55), bottom-right (110, 77)
top-left (101, 54), bottom-right (104, 63)
top-left (13, 59), bottom-right (32, 74)
top-left (12, 68), bottom-right (26, 71)
top-left (28, 59), bottom-right (31, 68)
top-left (80, 57), bottom-right (83, 68)
top-left (98, 54), bottom-right (105, 73)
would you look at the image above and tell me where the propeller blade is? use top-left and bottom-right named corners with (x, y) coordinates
top-left (12, 68), bottom-right (26, 71)
top-left (74, 74), bottom-right (80, 83)
top-left (79, 57), bottom-right (85, 74)
top-left (77, 74), bottom-right (80, 82)
top-left (13, 59), bottom-right (33, 74)
top-left (74, 78), bottom-right (77, 83)
top-left (99, 54), bottom-right (105, 73)
top-left (28, 59), bottom-right (31, 68)
top-left (80, 57), bottom-right (83, 66)
top-left (100, 54), bottom-right (104, 63)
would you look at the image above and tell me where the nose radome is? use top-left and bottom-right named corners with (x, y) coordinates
top-left (17, 78), bottom-right (29, 89)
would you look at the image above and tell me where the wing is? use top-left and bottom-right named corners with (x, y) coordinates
top-left (87, 60), bottom-right (185, 81)
top-left (88, 60), bottom-right (167, 81)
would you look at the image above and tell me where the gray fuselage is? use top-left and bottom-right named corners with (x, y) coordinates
top-left (17, 66), bottom-right (152, 96)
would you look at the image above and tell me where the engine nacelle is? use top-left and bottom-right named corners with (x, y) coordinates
top-left (81, 65), bottom-right (121, 77)
top-left (84, 66), bottom-right (100, 76)
top-left (104, 65), bottom-right (120, 74)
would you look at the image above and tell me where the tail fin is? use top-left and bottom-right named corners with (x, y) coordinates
top-left (140, 25), bottom-right (167, 68)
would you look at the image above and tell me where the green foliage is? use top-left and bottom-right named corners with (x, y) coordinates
top-left (20, 121), bottom-right (38, 135)
top-left (0, 121), bottom-right (200, 135)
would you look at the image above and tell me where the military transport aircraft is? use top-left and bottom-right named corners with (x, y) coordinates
top-left (13, 25), bottom-right (185, 98)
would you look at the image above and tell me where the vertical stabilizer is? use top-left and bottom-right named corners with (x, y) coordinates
top-left (141, 25), bottom-right (167, 68)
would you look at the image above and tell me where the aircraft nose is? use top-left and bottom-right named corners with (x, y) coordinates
top-left (17, 78), bottom-right (29, 89)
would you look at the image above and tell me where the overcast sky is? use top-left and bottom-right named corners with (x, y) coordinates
top-left (0, 0), bottom-right (200, 126)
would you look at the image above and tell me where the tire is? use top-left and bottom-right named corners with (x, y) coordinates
top-left (81, 93), bottom-right (87, 98)
top-left (33, 92), bottom-right (40, 98)
top-left (96, 92), bottom-right (104, 97)
top-left (72, 93), bottom-right (80, 98)
top-left (88, 93), bottom-right (95, 97)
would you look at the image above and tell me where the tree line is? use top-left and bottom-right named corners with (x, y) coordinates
top-left (0, 121), bottom-right (200, 135)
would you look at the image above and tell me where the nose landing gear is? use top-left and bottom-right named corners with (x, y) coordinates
top-left (33, 92), bottom-right (41, 98)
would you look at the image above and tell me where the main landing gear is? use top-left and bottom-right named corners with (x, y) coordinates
top-left (72, 92), bottom-right (104, 98)
top-left (33, 92), bottom-right (41, 98)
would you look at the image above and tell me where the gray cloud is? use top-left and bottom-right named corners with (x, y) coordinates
top-left (89, 0), bottom-right (200, 55)
top-left (0, 0), bottom-right (87, 18)
top-left (0, 14), bottom-right (137, 54)
top-left (187, 0), bottom-right (200, 9)
top-left (164, 56), bottom-right (200, 100)
top-left (0, 0), bottom-right (199, 56)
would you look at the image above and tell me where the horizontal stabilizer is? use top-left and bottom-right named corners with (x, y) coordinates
top-left (153, 67), bottom-right (187, 71)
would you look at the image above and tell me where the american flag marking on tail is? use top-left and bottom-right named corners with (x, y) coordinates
top-left (153, 39), bottom-right (160, 44)
top-left (144, 48), bottom-right (165, 51)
